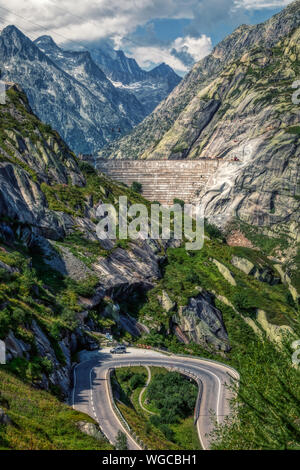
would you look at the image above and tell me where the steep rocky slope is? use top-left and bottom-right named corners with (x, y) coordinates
top-left (98, 1), bottom-right (300, 274)
top-left (98, 0), bottom-right (300, 161)
top-left (0, 83), bottom-right (299, 450)
top-left (0, 83), bottom-right (165, 396)
top-left (149, 28), bottom-right (300, 232)
top-left (0, 26), bottom-right (144, 154)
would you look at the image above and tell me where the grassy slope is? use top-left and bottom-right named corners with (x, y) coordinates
top-left (130, 230), bottom-right (300, 449)
top-left (139, 236), bottom-right (298, 330)
top-left (113, 366), bottom-right (200, 450)
top-left (0, 368), bottom-right (113, 450)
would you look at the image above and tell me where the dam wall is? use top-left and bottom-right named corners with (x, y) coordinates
top-left (96, 159), bottom-right (221, 205)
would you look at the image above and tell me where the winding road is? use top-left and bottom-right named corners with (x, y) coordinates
top-left (72, 347), bottom-right (239, 450)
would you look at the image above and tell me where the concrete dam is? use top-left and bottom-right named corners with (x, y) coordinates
top-left (96, 159), bottom-right (222, 205)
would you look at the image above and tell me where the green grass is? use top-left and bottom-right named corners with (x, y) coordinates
top-left (57, 231), bottom-right (109, 266)
top-left (0, 240), bottom-right (102, 388)
top-left (0, 368), bottom-right (113, 450)
top-left (113, 366), bottom-right (200, 450)
top-left (139, 237), bottom-right (297, 328)
top-left (286, 126), bottom-right (300, 135)
top-left (170, 417), bottom-right (201, 450)
top-left (116, 401), bottom-right (179, 450)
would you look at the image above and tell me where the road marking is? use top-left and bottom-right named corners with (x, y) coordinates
top-left (73, 349), bottom-right (240, 452)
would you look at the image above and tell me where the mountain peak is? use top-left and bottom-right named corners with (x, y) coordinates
top-left (1, 25), bottom-right (27, 40)
top-left (149, 62), bottom-right (180, 80)
top-left (34, 35), bottom-right (60, 51)
top-left (152, 62), bottom-right (172, 72)
top-left (0, 25), bottom-right (45, 60)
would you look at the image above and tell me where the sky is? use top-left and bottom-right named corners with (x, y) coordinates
top-left (0, 0), bottom-right (295, 75)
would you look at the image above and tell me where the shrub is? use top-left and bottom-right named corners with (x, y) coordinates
top-left (147, 372), bottom-right (197, 424)
top-left (159, 423), bottom-right (175, 442)
top-left (115, 430), bottom-right (128, 450)
top-left (131, 182), bottom-right (143, 194)
top-left (173, 198), bottom-right (185, 208)
top-left (205, 221), bottom-right (224, 240)
top-left (129, 373), bottom-right (146, 390)
top-left (233, 289), bottom-right (257, 313)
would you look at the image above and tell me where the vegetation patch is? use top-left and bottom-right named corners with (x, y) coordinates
top-left (0, 368), bottom-right (112, 450)
top-left (112, 366), bottom-right (200, 450)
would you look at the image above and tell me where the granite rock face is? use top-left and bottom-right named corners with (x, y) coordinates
top-left (0, 26), bottom-right (143, 153)
top-left (213, 259), bottom-right (236, 286)
top-left (98, 1), bottom-right (300, 239)
top-left (87, 42), bottom-right (182, 115)
top-left (172, 292), bottom-right (230, 352)
top-left (231, 256), bottom-right (281, 285)
top-left (99, 0), bottom-right (300, 161)
top-left (0, 84), bottom-right (164, 395)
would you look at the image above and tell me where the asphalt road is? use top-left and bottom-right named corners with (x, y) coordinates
top-left (72, 347), bottom-right (239, 450)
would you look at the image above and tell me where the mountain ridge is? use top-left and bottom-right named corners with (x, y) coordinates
top-left (0, 25), bottom-right (145, 154)
top-left (98, 0), bottom-right (300, 161)
top-left (86, 41), bottom-right (182, 114)
top-left (0, 26), bottom-right (180, 154)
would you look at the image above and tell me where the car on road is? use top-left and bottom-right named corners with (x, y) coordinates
top-left (110, 345), bottom-right (127, 354)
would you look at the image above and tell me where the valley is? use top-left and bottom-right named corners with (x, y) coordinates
top-left (0, 0), bottom-right (299, 453)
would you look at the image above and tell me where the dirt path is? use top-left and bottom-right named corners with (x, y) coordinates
top-left (138, 365), bottom-right (155, 415)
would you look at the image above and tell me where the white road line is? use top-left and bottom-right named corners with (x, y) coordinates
top-left (72, 350), bottom-right (239, 451)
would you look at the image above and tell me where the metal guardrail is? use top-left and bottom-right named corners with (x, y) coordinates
top-left (145, 346), bottom-right (240, 380)
top-left (107, 367), bottom-right (148, 450)
top-left (107, 368), bottom-right (131, 432)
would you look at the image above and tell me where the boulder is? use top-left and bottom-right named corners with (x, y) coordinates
top-left (76, 421), bottom-right (104, 440)
top-left (231, 256), bottom-right (281, 285)
top-left (231, 256), bottom-right (255, 275)
top-left (213, 259), bottom-right (236, 286)
top-left (274, 264), bottom-right (298, 302)
top-left (159, 291), bottom-right (175, 313)
top-left (5, 330), bottom-right (31, 361)
top-left (172, 291), bottom-right (230, 352)
top-left (256, 309), bottom-right (294, 344)
top-left (0, 408), bottom-right (12, 426)
top-left (0, 260), bottom-right (19, 274)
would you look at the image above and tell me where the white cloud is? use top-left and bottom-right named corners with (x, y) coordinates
top-left (0, 0), bottom-right (293, 43)
top-left (129, 46), bottom-right (190, 73)
top-left (0, 0), bottom-right (293, 73)
top-left (234, 0), bottom-right (292, 9)
top-left (0, 0), bottom-right (196, 43)
top-left (128, 35), bottom-right (212, 74)
top-left (172, 35), bottom-right (213, 62)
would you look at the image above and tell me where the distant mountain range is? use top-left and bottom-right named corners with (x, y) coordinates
top-left (0, 26), bottom-right (181, 154)
top-left (87, 43), bottom-right (181, 114)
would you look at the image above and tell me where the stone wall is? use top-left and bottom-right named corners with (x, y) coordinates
top-left (97, 159), bottom-right (221, 205)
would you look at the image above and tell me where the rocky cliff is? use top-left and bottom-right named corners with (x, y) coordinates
top-left (0, 26), bottom-right (145, 154)
top-left (0, 83), bottom-right (166, 395)
top-left (97, 1), bottom-right (300, 267)
top-left (86, 43), bottom-right (181, 114)
top-left (99, 0), bottom-right (300, 161)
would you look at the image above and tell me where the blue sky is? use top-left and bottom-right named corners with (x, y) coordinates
top-left (0, 0), bottom-right (295, 75)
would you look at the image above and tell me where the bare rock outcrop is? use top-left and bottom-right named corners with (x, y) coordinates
top-left (172, 291), bottom-right (230, 352)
